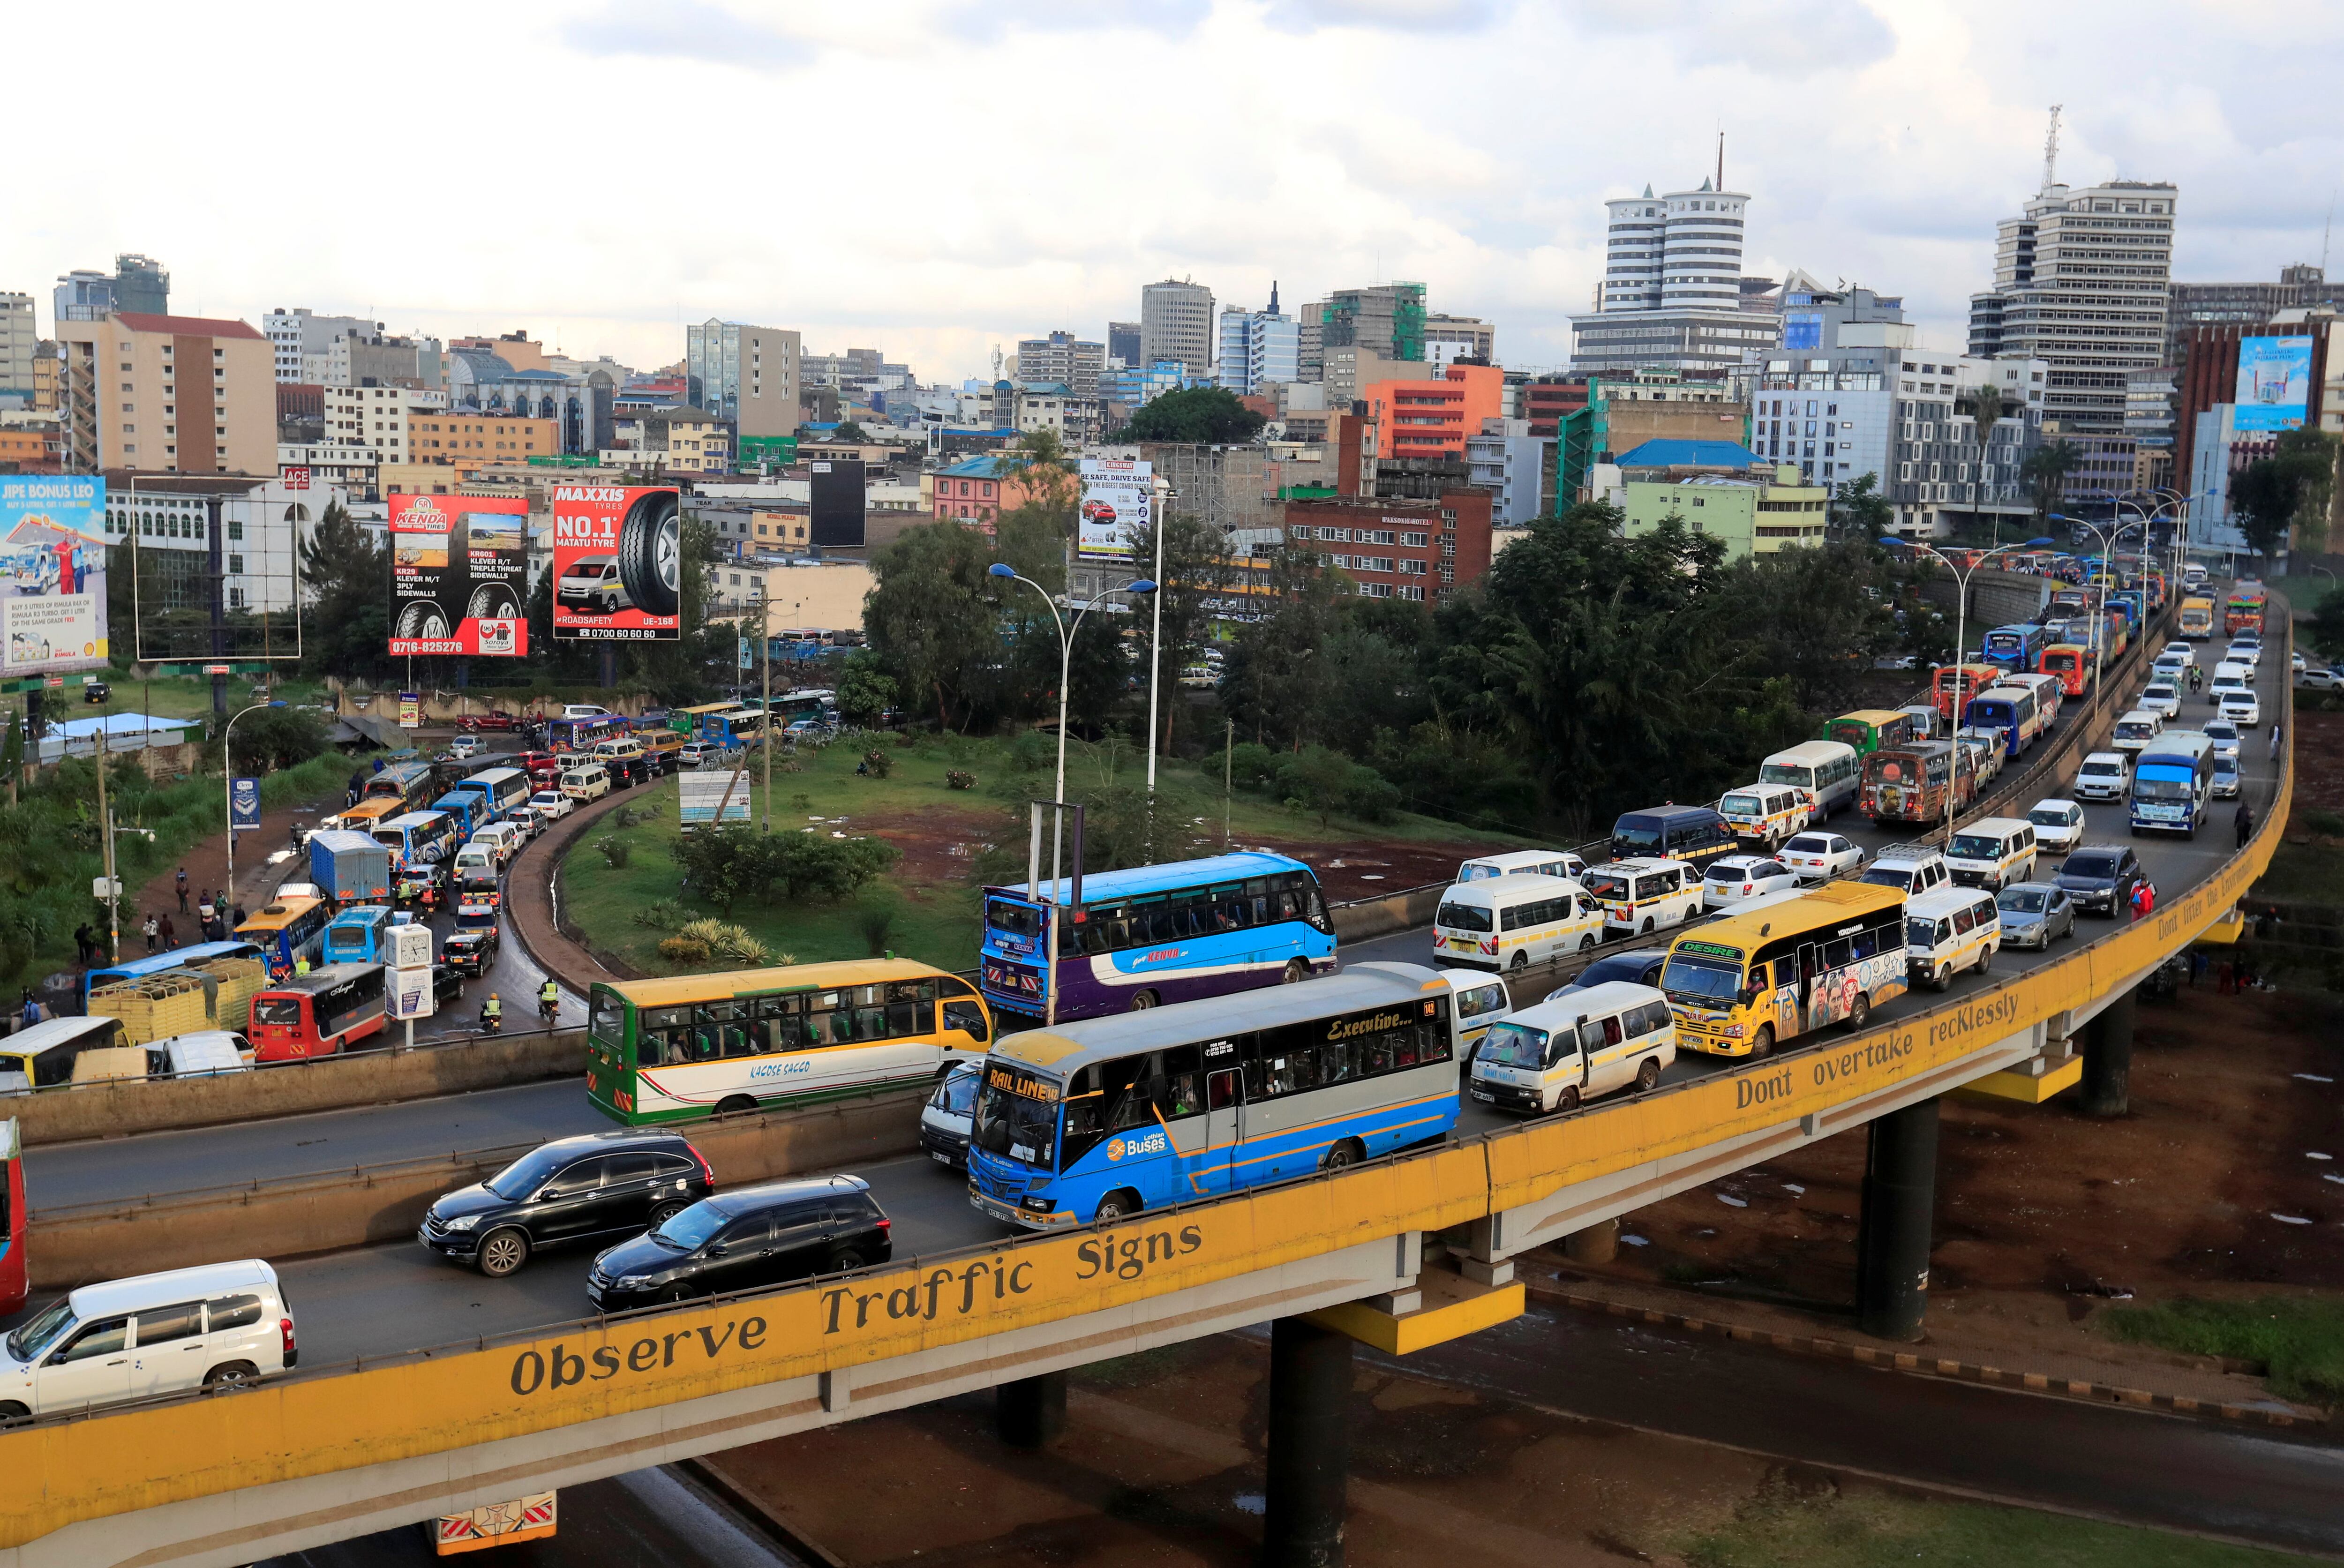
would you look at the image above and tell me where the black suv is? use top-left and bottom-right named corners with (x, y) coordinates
top-left (2053, 843), bottom-right (2145, 918)
top-left (419, 1129), bottom-right (715, 1278)
top-left (443, 926), bottom-right (499, 976)
top-left (587, 1175), bottom-right (892, 1311)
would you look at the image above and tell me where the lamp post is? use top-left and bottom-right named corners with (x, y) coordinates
top-left (987, 563), bottom-right (1156, 885)
top-left (2051, 514), bottom-right (2148, 695)
top-left (223, 699), bottom-right (286, 918)
top-left (1881, 534), bottom-right (2052, 843)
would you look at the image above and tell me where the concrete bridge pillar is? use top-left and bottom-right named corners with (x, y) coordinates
top-left (1856, 1095), bottom-right (1940, 1342)
top-left (995, 1371), bottom-right (1067, 1449)
top-left (1263, 1314), bottom-right (1352, 1568)
top-left (2078, 986), bottom-right (2136, 1118)
top-left (1563, 1218), bottom-right (1619, 1265)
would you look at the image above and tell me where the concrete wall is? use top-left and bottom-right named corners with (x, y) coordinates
top-left (1916, 566), bottom-right (2053, 633)
top-left (24, 1085), bottom-right (928, 1290)
top-left (1330, 885), bottom-right (1446, 942)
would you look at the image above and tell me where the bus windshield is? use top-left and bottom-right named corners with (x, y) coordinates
top-left (2134, 770), bottom-right (2195, 800)
top-left (1758, 764), bottom-right (1812, 788)
top-left (1479, 1022), bottom-right (1547, 1070)
top-left (973, 1071), bottom-right (1061, 1167)
top-left (1660, 954), bottom-right (1742, 1006)
top-left (985, 899), bottom-right (1043, 939)
top-left (1436, 901), bottom-right (1493, 933)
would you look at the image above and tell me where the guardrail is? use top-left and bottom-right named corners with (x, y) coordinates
top-left (0, 605), bottom-right (2283, 1555)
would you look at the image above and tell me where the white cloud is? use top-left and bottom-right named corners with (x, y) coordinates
top-left (5, 0), bottom-right (2339, 381)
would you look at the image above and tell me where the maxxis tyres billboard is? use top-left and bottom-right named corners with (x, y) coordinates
top-left (389, 494), bottom-right (530, 656)
top-left (552, 485), bottom-right (682, 641)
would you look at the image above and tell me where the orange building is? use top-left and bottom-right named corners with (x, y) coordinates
top-left (408, 412), bottom-right (558, 465)
top-left (1361, 362), bottom-right (1504, 460)
top-left (0, 425), bottom-right (60, 473)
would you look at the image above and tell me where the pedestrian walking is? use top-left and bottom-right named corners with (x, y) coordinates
top-left (2129, 880), bottom-right (2151, 921)
top-left (2216, 959), bottom-right (2235, 994)
top-left (2235, 799), bottom-right (2255, 847)
top-left (142, 914), bottom-right (159, 954)
top-left (19, 991), bottom-right (41, 1028)
top-left (175, 868), bottom-right (189, 913)
top-left (73, 923), bottom-right (93, 967)
top-left (231, 905), bottom-right (247, 928)
top-left (158, 912), bottom-right (177, 949)
top-left (2189, 949), bottom-right (2207, 987)
top-left (198, 892), bottom-right (215, 928)
top-left (2270, 721), bottom-right (2283, 760)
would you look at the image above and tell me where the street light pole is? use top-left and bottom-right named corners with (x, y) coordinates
top-left (223, 700), bottom-right (286, 919)
top-left (2053, 514), bottom-right (2147, 695)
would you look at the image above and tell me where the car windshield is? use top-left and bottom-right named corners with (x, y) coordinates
top-left (1785, 836), bottom-right (1828, 854)
top-left (1949, 833), bottom-right (2002, 860)
top-left (2028, 809), bottom-right (2070, 827)
top-left (2082, 760), bottom-right (2122, 776)
top-left (1437, 901), bottom-right (1493, 933)
top-left (531, 793), bottom-right (561, 807)
top-left (1583, 872), bottom-right (1630, 900)
top-left (485, 1144), bottom-right (577, 1200)
top-left (649, 1200), bottom-right (730, 1252)
top-left (1998, 889), bottom-right (2048, 915)
top-left (1859, 866), bottom-right (1912, 888)
top-left (1906, 916), bottom-right (1946, 948)
top-left (1479, 1022), bottom-right (1548, 1070)
top-left (1660, 954), bottom-right (1743, 1006)
top-left (1706, 864), bottom-right (1749, 883)
top-left (986, 899), bottom-right (1042, 939)
top-left (2206, 724), bottom-right (2237, 740)
top-left (931, 1068), bottom-right (979, 1114)
top-left (6, 1296), bottom-right (75, 1363)
top-left (2065, 854), bottom-right (2117, 878)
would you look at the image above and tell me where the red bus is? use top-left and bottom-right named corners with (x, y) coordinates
top-left (1931, 662), bottom-right (2000, 721)
top-left (250, 964), bottom-right (389, 1061)
top-left (2037, 644), bottom-right (2092, 698)
top-left (0, 1119), bottom-right (23, 1315)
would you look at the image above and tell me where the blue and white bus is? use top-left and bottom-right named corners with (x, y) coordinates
top-left (368, 810), bottom-right (461, 873)
top-left (81, 941), bottom-right (263, 1003)
top-left (1980, 623), bottom-right (2048, 674)
top-left (965, 962), bottom-right (1461, 1229)
top-left (324, 906), bottom-right (403, 966)
top-left (978, 851), bottom-right (1336, 1022)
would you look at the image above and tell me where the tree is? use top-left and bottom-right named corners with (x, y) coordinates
top-left (2022, 441), bottom-right (2080, 531)
top-left (1219, 546), bottom-right (1348, 749)
top-left (1831, 472), bottom-right (1893, 540)
top-left (1124, 509), bottom-right (1234, 753)
top-left (864, 522), bottom-right (1013, 730)
top-left (1961, 384), bottom-right (2008, 451)
top-left (834, 420), bottom-right (868, 443)
top-left (998, 428), bottom-right (1080, 517)
top-left (225, 706), bottom-right (329, 773)
top-left (2308, 587), bottom-right (2344, 667)
top-left (835, 651), bottom-right (898, 727)
top-left (296, 500), bottom-right (393, 683)
top-left (1116, 388), bottom-right (1266, 445)
top-left (2230, 429), bottom-right (2338, 562)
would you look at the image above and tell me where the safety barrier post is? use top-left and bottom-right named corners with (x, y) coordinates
top-left (994, 1371), bottom-right (1067, 1449)
top-left (1263, 1314), bottom-right (1352, 1568)
top-left (1856, 1095), bottom-right (1939, 1342)
top-left (2078, 986), bottom-right (2136, 1118)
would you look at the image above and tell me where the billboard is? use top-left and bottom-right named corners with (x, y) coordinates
top-left (551, 485), bottom-right (681, 641)
top-left (809, 460), bottom-right (866, 548)
top-left (0, 475), bottom-right (108, 677)
top-left (1076, 458), bottom-right (1151, 563)
top-left (230, 778), bottom-right (262, 830)
top-left (388, 494), bottom-right (530, 657)
top-left (2233, 336), bottom-right (2313, 432)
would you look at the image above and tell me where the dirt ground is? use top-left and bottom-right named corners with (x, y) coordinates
top-left (706, 1337), bottom-right (1872, 1568)
top-left (1544, 987), bottom-right (2344, 1389)
top-left (852, 807), bottom-right (1008, 902)
top-left (2289, 708), bottom-right (2344, 815)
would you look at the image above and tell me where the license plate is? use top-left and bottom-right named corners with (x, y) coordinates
top-left (1470, 1088), bottom-right (1494, 1102)
top-left (931, 1150), bottom-right (954, 1166)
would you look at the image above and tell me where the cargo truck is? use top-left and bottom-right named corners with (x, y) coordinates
top-left (306, 830), bottom-right (392, 905)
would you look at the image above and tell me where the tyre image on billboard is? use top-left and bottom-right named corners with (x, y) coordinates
top-left (388, 494), bottom-right (530, 657)
top-left (552, 485), bottom-right (681, 641)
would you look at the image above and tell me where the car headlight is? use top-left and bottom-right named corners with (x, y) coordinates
top-left (442, 1213), bottom-right (481, 1232)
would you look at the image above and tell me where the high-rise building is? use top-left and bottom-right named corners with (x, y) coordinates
top-left (56, 311), bottom-right (275, 475)
top-left (0, 293), bottom-right (34, 405)
top-left (1106, 321), bottom-right (1142, 368)
top-left (1570, 180), bottom-right (1779, 375)
top-left (687, 320), bottom-right (802, 438)
top-left (1140, 278), bottom-right (1215, 376)
top-left (1217, 287), bottom-right (1300, 396)
top-left (1423, 313), bottom-right (1495, 370)
top-left (1966, 177), bottom-right (2177, 435)
top-left (264, 308), bottom-right (375, 384)
top-left (1295, 301), bottom-right (1325, 384)
top-left (1322, 284), bottom-right (1427, 365)
top-left (2166, 264), bottom-right (2344, 364)
top-left (53, 254), bottom-right (169, 324)
top-left (1014, 331), bottom-right (1104, 398)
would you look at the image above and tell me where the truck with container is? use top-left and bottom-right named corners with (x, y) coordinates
top-left (306, 830), bottom-right (392, 905)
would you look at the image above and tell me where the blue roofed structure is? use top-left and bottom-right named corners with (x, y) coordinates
top-left (1612, 439), bottom-right (1765, 470)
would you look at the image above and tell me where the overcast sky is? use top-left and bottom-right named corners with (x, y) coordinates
top-left (14, 0), bottom-right (2340, 383)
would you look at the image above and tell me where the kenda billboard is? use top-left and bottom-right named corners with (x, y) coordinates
top-left (551, 485), bottom-right (681, 641)
top-left (388, 494), bottom-right (530, 657)
top-left (0, 475), bottom-right (108, 676)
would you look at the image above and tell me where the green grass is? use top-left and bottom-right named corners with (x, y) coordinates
top-left (92, 674), bottom-right (335, 722)
top-left (1680, 1476), bottom-right (2320, 1568)
top-left (2250, 839), bottom-right (2344, 903)
top-left (2099, 1296), bottom-right (2344, 1409)
top-left (557, 731), bottom-right (1513, 978)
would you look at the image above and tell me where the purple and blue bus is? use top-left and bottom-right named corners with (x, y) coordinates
top-left (978, 851), bottom-right (1337, 1022)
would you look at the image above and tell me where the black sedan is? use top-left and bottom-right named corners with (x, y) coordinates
top-left (2052, 844), bottom-right (2147, 919)
top-left (588, 1176), bottom-right (893, 1311)
top-left (443, 927), bottom-right (500, 976)
top-left (419, 1130), bottom-right (715, 1278)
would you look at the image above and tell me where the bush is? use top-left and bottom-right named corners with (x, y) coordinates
top-left (861, 748), bottom-right (893, 779)
top-left (658, 936), bottom-right (711, 965)
top-left (598, 838), bottom-right (632, 869)
top-left (1221, 741), bottom-right (1280, 792)
top-left (946, 770), bottom-right (976, 790)
top-left (677, 917), bottom-right (773, 965)
top-left (631, 899), bottom-right (686, 930)
top-left (1273, 744), bottom-right (1399, 826)
top-left (857, 907), bottom-right (894, 956)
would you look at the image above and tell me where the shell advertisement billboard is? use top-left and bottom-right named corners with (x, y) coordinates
top-left (0, 475), bottom-right (108, 676)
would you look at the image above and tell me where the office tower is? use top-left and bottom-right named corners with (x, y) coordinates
top-left (53, 254), bottom-right (169, 324)
top-left (1217, 286), bottom-right (1300, 395)
top-left (1322, 283), bottom-right (1427, 365)
top-left (1140, 278), bottom-right (1215, 376)
top-left (0, 293), bottom-right (34, 404)
top-left (687, 320), bottom-right (802, 437)
top-left (1570, 180), bottom-right (1778, 375)
top-left (1106, 321), bottom-right (1142, 368)
top-left (1014, 331), bottom-right (1104, 398)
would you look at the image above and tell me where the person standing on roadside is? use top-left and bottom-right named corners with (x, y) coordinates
top-left (2235, 799), bottom-right (2255, 847)
top-left (2270, 720), bottom-right (2283, 760)
top-left (175, 868), bottom-right (189, 913)
top-left (142, 913), bottom-right (159, 954)
top-left (158, 911), bottom-right (177, 950)
top-left (73, 923), bottom-right (93, 967)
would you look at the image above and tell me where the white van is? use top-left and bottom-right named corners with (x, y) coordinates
top-left (559, 765), bottom-right (611, 803)
top-left (471, 821), bottom-right (528, 866)
top-left (1441, 970), bottom-right (1515, 1072)
top-left (1581, 858), bottom-right (1702, 937)
top-left (1467, 983), bottom-right (1676, 1113)
top-left (2218, 689), bottom-right (2261, 729)
top-left (0, 1259), bottom-right (295, 1417)
top-left (452, 843), bottom-right (499, 890)
top-left (1905, 887), bottom-right (2001, 990)
top-left (1455, 849), bottom-right (1588, 885)
top-left (1432, 873), bottom-right (1604, 972)
top-left (2208, 663), bottom-right (2251, 704)
top-left (1945, 816), bottom-right (2039, 891)
top-left (1757, 740), bottom-right (1862, 818)
top-left (2074, 751), bottom-right (2130, 801)
top-left (2111, 709), bottom-right (2163, 754)
top-left (1860, 844), bottom-right (1951, 898)
top-left (1717, 783), bottom-right (1815, 851)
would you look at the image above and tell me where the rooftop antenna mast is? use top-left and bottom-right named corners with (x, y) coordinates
top-left (2040, 105), bottom-right (2063, 192)
top-left (1716, 129), bottom-right (1725, 192)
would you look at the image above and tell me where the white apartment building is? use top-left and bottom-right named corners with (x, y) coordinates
top-left (264, 308), bottom-right (374, 384)
top-left (97, 473), bottom-right (344, 618)
top-left (324, 384), bottom-right (445, 466)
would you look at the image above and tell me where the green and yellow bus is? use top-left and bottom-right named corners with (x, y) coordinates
top-left (1659, 882), bottom-right (1909, 1058)
top-left (586, 959), bottom-right (996, 1125)
top-left (1817, 709), bottom-right (1918, 758)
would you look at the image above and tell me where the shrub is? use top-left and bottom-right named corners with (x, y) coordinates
top-left (861, 748), bottom-right (893, 779)
top-left (677, 917), bottom-right (774, 964)
top-left (1221, 741), bottom-right (1280, 792)
top-left (946, 770), bottom-right (976, 790)
top-left (857, 907), bottom-right (894, 956)
top-left (598, 838), bottom-right (632, 869)
top-left (658, 935), bottom-right (711, 965)
top-left (631, 898), bottom-right (686, 930)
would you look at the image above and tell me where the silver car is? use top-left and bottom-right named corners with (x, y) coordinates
top-left (1994, 882), bottom-right (2076, 950)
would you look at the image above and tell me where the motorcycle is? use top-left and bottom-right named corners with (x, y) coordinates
top-left (478, 1006), bottom-right (503, 1035)
top-left (538, 992), bottom-right (559, 1025)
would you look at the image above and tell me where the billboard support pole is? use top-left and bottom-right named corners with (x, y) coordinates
top-left (206, 496), bottom-right (227, 718)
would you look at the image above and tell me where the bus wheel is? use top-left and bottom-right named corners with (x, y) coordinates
top-left (1129, 990), bottom-right (1159, 1011)
top-left (1094, 1190), bottom-right (1140, 1223)
top-left (1747, 1025), bottom-right (1775, 1059)
top-left (716, 1095), bottom-right (759, 1117)
top-left (1845, 994), bottom-right (1871, 1034)
top-left (1282, 959), bottom-right (1308, 984)
top-left (1320, 1139), bottom-right (1364, 1172)
top-left (477, 1228), bottom-right (531, 1278)
top-left (1634, 1058), bottom-right (1661, 1093)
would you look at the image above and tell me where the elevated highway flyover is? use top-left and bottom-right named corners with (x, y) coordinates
top-left (0, 618), bottom-right (2301, 1568)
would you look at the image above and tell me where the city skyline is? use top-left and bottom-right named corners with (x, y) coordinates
top-left (7, 1), bottom-right (2339, 381)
